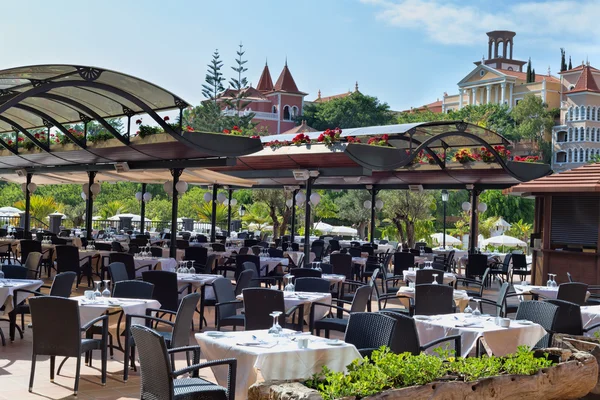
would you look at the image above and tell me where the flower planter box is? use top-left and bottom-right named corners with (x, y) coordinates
top-left (553, 334), bottom-right (600, 398)
top-left (248, 350), bottom-right (598, 400)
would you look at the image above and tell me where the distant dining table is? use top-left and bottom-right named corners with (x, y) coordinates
top-left (259, 257), bottom-right (289, 275)
top-left (396, 287), bottom-right (470, 312)
top-left (414, 313), bottom-right (547, 357)
top-left (0, 278), bottom-right (45, 341)
top-left (195, 329), bottom-right (361, 400)
top-left (402, 269), bottom-right (457, 285)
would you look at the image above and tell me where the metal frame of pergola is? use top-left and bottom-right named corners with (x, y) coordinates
top-left (0, 65), bottom-right (552, 263)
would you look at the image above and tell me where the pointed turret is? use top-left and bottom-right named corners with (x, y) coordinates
top-left (571, 64), bottom-right (600, 93)
top-left (274, 63), bottom-right (306, 94)
top-left (256, 61), bottom-right (274, 92)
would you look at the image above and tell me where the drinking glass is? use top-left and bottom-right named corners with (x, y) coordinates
top-left (420, 246), bottom-right (425, 256)
top-left (464, 300), bottom-right (473, 314)
top-left (547, 273), bottom-right (553, 288)
top-left (472, 299), bottom-right (482, 317)
top-left (284, 275), bottom-right (295, 292)
top-left (93, 281), bottom-right (102, 298)
top-left (431, 274), bottom-right (439, 285)
top-left (102, 280), bottom-right (111, 298)
top-left (550, 274), bottom-right (558, 288)
top-left (268, 311), bottom-right (283, 335)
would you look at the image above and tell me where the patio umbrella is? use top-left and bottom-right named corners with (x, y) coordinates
top-left (330, 226), bottom-right (358, 236)
top-left (480, 234), bottom-right (527, 249)
top-left (430, 233), bottom-right (462, 245)
top-left (0, 206), bottom-right (22, 216)
top-left (313, 221), bottom-right (333, 233)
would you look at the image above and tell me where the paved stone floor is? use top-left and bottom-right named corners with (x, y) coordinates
top-left (0, 276), bottom-right (508, 399)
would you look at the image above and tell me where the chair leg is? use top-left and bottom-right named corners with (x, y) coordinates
top-left (57, 357), bottom-right (70, 375)
top-left (73, 355), bottom-right (81, 396)
top-left (0, 327), bottom-right (5, 346)
top-left (50, 356), bottom-right (55, 381)
top-left (101, 344), bottom-right (107, 386)
top-left (28, 354), bottom-right (36, 392)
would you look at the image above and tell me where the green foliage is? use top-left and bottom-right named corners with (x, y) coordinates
top-left (479, 190), bottom-right (534, 224)
top-left (145, 198), bottom-right (172, 221)
top-left (0, 183), bottom-right (24, 208)
top-left (512, 95), bottom-right (555, 161)
top-left (193, 201), bottom-right (230, 224)
top-left (15, 195), bottom-right (59, 225)
top-left (588, 155), bottom-right (600, 164)
top-left (99, 201), bottom-right (127, 219)
top-left (202, 49), bottom-right (225, 101)
top-left (305, 346), bottom-right (553, 399)
top-left (63, 203), bottom-right (87, 228)
top-left (334, 190), bottom-right (371, 238)
top-left (381, 190), bottom-right (435, 247)
top-left (223, 43), bottom-right (256, 129)
top-left (560, 48), bottom-right (567, 72)
top-left (507, 219), bottom-right (533, 242)
top-left (301, 92), bottom-right (395, 130)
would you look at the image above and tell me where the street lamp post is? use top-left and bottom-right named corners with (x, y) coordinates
top-left (441, 190), bottom-right (449, 249)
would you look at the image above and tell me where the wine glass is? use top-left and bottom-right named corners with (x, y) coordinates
top-left (420, 246), bottom-right (425, 256)
top-left (547, 273), bottom-right (553, 288)
top-left (93, 281), bottom-right (102, 299)
top-left (268, 311), bottom-right (283, 336)
top-left (472, 299), bottom-right (482, 317)
top-left (464, 300), bottom-right (473, 314)
top-left (284, 275), bottom-right (295, 292)
top-left (431, 273), bottom-right (439, 285)
top-left (102, 280), bottom-right (111, 298)
top-left (550, 274), bottom-right (558, 288)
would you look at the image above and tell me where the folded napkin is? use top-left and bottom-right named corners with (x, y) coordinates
top-left (236, 342), bottom-right (277, 348)
top-left (455, 322), bottom-right (483, 328)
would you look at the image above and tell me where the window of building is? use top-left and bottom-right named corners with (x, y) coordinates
top-left (582, 106), bottom-right (586, 120)
top-left (568, 128), bottom-right (573, 141)
top-left (569, 85), bottom-right (575, 90)
top-left (480, 70), bottom-right (485, 77)
top-left (556, 152), bottom-right (567, 163)
top-left (283, 105), bottom-right (290, 121)
top-left (586, 128), bottom-right (590, 141)
top-left (587, 106), bottom-right (591, 120)
top-left (556, 131), bottom-right (568, 142)
top-left (593, 107), bottom-right (597, 121)
top-left (580, 149), bottom-right (585, 162)
top-left (568, 149), bottom-right (572, 162)
top-left (575, 107), bottom-right (579, 120)
top-left (593, 128), bottom-right (597, 142)
top-left (507, 66), bottom-right (514, 71)
top-left (272, 105), bottom-right (278, 113)
top-left (569, 107), bottom-right (573, 121)
top-left (291, 106), bottom-right (298, 119)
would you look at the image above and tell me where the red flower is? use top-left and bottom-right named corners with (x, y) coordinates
top-left (17, 137), bottom-right (23, 142)
top-left (223, 129), bottom-right (230, 134)
top-left (136, 130), bottom-right (140, 135)
top-left (7, 140), bottom-right (12, 145)
top-left (317, 133), bottom-right (325, 142)
top-left (163, 116), bottom-right (170, 121)
top-left (232, 125), bottom-right (239, 130)
top-left (135, 119), bottom-right (142, 125)
top-left (186, 125), bottom-right (193, 132)
top-left (250, 135), bottom-right (260, 139)
top-left (34, 133), bottom-right (40, 139)
top-left (382, 134), bottom-right (389, 141)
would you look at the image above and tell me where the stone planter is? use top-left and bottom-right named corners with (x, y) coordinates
top-left (249, 350), bottom-right (598, 400)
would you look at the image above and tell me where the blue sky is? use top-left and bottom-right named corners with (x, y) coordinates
top-left (2, 0), bottom-right (598, 111)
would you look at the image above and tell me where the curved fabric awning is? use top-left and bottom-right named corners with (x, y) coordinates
top-left (0, 65), bottom-right (262, 171)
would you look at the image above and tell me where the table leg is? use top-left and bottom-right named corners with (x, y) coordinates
top-left (199, 284), bottom-right (206, 330)
top-left (8, 310), bottom-right (16, 341)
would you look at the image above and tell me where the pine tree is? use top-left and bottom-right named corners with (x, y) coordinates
top-left (568, 56), bottom-right (573, 70)
top-left (222, 43), bottom-right (256, 131)
top-left (532, 68), bottom-right (536, 83)
top-left (202, 50), bottom-right (225, 103)
top-left (560, 48), bottom-right (567, 72)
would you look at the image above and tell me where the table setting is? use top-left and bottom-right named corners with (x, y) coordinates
top-left (195, 328), bottom-right (361, 400)
top-left (0, 278), bottom-right (44, 314)
top-left (402, 268), bottom-right (457, 285)
top-left (397, 286), bottom-right (470, 311)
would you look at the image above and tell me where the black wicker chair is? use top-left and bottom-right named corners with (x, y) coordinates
top-left (488, 253), bottom-right (512, 283)
top-left (311, 285), bottom-right (372, 337)
top-left (557, 282), bottom-right (588, 306)
top-left (545, 299), bottom-right (600, 336)
top-left (112, 280), bottom-right (154, 299)
top-left (242, 288), bottom-right (301, 331)
top-left (142, 271), bottom-right (189, 314)
top-left (124, 293), bottom-right (201, 381)
top-left (330, 253), bottom-right (353, 280)
top-left (55, 245), bottom-right (93, 288)
top-left (28, 296), bottom-right (108, 395)
top-left (12, 271), bottom-right (76, 340)
top-left (477, 282), bottom-right (519, 317)
top-left (109, 252), bottom-right (153, 280)
top-left (267, 248), bottom-right (284, 258)
top-left (184, 247), bottom-right (208, 270)
top-left (465, 254), bottom-right (488, 281)
top-left (344, 312), bottom-right (397, 358)
top-left (235, 269), bottom-right (256, 296)
top-left (377, 310), bottom-right (461, 356)
top-left (214, 277), bottom-right (245, 331)
top-left (511, 254), bottom-right (531, 284)
top-left (2, 264), bottom-right (27, 279)
top-left (415, 269), bottom-right (445, 285)
top-left (455, 267), bottom-right (491, 298)
top-left (413, 284), bottom-right (455, 316)
top-left (515, 300), bottom-right (559, 348)
top-left (108, 262), bottom-right (129, 284)
top-left (130, 324), bottom-right (236, 400)
top-left (290, 268), bottom-right (322, 279)
top-left (295, 277), bottom-right (331, 293)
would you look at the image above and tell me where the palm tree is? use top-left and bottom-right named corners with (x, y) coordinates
top-left (508, 219), bottom-right (533, 242)
top-left (193, 202), bottom-right (230, 224)
top-left (15, 195), bottom-right (59, 226)
top-left (99, 201), bottom-right (127, 219)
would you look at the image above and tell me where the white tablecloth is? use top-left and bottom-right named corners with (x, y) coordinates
top-left (0, 279), bottom-right (44, 314)
top-left (259, 257), bottom-right (289, 274)
top-left (581, 305), bottom-right (600, 337)
top-left (161, 248), bottom-right (185, 261)
top-left (74, 296), bottom-right (161, 326)
top-left (195, 329), bottom-right (361, 400)
top-left (237, 290), bottom-right (332, 322)
top-left (415, 313), bottom-right (547, 357)
top-left (403, 270), bottom-right (457, 285)
top-left (285, 251), bottom-right (315, 266)
top-left (321, 274), bottom-right (346, 284)
top-left (177, 273), bottom-right (222, 299)
top-left (133, 257), bottom-right (178, 275)
top-left (513, 285), bottom-right (558, 299)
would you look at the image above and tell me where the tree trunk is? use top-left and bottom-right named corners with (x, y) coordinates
top-left (269, 206), bottom-right (280, 239)
top-left (358, 221), bottom-right (368, 239)
top-left (279, 208), bottom-right (291, 237)
top-left (393, 217), bottom-right (406, 245)
top-left (406, 220), bottom-right (415, 248)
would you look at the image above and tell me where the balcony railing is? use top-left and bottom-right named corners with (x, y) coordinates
top-left (222, 109), bottom-right (279, 121)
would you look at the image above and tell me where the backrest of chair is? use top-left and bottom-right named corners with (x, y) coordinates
top-left (29, 296), bottom-right (82, 357)
top-left (185, 246), bottom-right (208, 265)
top-left (111, 241), bottom-right (125, 252)
top-left (294, 277), bottom-right (330, 293)
top-left (199, 254), bottom-right (217, 274)
top-left (236, 254), bottom-right (260, 280)
top-left (24, 251), bottom-right (42, 279)
top-left (318, 263), bottom-right (333, 274)
top-left (350, 285), bottom-right (372, 313)
top-left (211, 243), bottom-right (226, 252)
top-left (414, 284), bottom-right (454, 316)
top-left (415, 269), bottom-right (445, 285)
top-left (311, 245), bottom-right (324, 261)
top-left (393, 252), bottom-right (415, 276)
top-left (344, 312), bottom-right (397, 357)
top-left (545, 299), bottom-right (584, 336)
top-left (108, 262), bottom-right (129, 284)
top-left (501, 253), bottom-right (513, 272)
top-left (142, 271), bottom-right (179, 312)
top-left (235, 269), bottom-right (255, 296)
top-left (361, 245), bottom-right (374, 256)
top-left (2, 264), bottom-right (27, 279)
top-left (150, 247), bottom-right (163, 257)
top-left (49, 272), bottom-right (76, 297)
top-left (291, 242), bottom-right (300, 251)
top-left (55, 245), bottom-right (80, 274)
top-left (244, 239), bottom-right (258, 248)
top-left (19, 239), bottom-right (40, 263)
top-left (496, 282), bottom-right (511, 316)
top-left (512, 254), bottom-right (527, 270)
top-left (330, 253), bottom-right (353, 279)
top-left (267, 248), bottom-right (284, 258)
top-left (94, 242), bottom-right (112, 251)
top-left (214, 277), bottom-right (239, 319)
top-left (447, 250), bottom-right (456, 265)
top-left (130, 325), bottom-right (174, 400)
top-left (176, 239), bottom-right (189, 249)
top-left (113, 280), bottom-right (154, 299)
top-left (466, 254), bottom-right (488, 278)
top-left (557, 282), bottom-right (588, 306)
top-left (290, 268), bottom-right (322, 279)
top-left (515, 300), bottom-right (559, 348)
top-left (109, 253), bottom-right (136, 280)
top-left (348, 247), bottom-right (362, 257)
top-left (377, 311), bottom-right (421, 355)
top-left (567, 272), bottom-right (574, 283)
top-left (171, 292), bottom-right (201, 347)
top-left (242, 288), bottom-right (285, 330)
top-left (329, 240), bottom-right (340, 252)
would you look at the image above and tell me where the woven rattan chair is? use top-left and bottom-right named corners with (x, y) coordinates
top-left (413, 284), bottom-right (455, 316)
top-left (289, 268), bottom-right (322, 279)
top-left (295, 277), bottom-right (331, 293)
top-left (214, 278), bottom-right (245, 331)
top-left (112, 280), bottom-right (154, 299)
top-left (184, 246), bottom-right (208, 269)
top-left (415, 268), bottom-right (445, 285)
top-left (242, 288), bottom-right (301, 330)
top-left (545, 299), bottom-right (600, 336)
top-left (29, 296), bottom-right (107, 395)
top-left (344, 312), bottom-right (397, 358)
top-left (123, 292), bottom-right (201, 381)
top-left (130, 324), bottom-right (236, 400)
top-left (109, 253), bottom-right (153, 280)
top-left (311, 285), bottom-right (372, 337)
top-left (1, 264), bottom-right (27, 279)
top-left (510, 254), bottom-right (531, 283)
top-left (557, 282), bottom-right (588, 306)
top-left (142, 271), bottom-right (189, 314)
top-left (477, 282), bottom-right (519, 317)
top-left (455, 267), bottom-right (491, 298)
top-left (515, 300), bottom-right (559, 348)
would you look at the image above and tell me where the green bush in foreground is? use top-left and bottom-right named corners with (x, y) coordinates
top-left (305, 346), bottom-right (554, 400)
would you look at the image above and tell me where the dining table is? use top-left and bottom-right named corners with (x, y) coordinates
top-left (580, 305), bottom-right (600, 337)
top-left (133, 256), bottom-right (178, 275)
top-left (402, 269), bottom-right (457, 285)
top-left (0, 278), bottom-right (44, 341)
top-left (259, 257), bottom-right (289, 275)
top-left (414, 313), bottom-right (547, 357)
top-left (195, 329), bottom-right (361, 400)
top-left (396, 286), bottom-right (470, 312)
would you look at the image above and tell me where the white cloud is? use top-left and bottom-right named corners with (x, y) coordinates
top-left (362, 0), bottom-right (600, 47)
